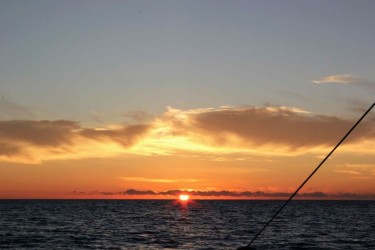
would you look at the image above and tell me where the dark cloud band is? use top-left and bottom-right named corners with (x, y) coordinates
top-left (76, 189), bottom-right (375, 200)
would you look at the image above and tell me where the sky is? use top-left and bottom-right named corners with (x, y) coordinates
top-left (0, 0), bottom-right (374, 199)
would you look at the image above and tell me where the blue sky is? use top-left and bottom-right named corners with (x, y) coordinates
top-left (1, 0), bottom-right (374, 123)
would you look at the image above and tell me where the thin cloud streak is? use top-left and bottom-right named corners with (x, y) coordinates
top-left (311, 74), bottom-right (375, 89)
top-left (0, 96), bottom-right (34, 120)
top-left (335, 164), bottom-right (375, 179)
top-left (119, 177), bottom-right (199, 183)
top-left (311, 74), bottom-right (358, 84)
top-left (80, 124), bottom-right (149, 147)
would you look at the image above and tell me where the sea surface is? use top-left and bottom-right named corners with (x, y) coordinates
top-left (0, 200), bottom-right (374, 249)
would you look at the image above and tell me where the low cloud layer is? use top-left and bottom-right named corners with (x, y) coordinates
top-left (1, 105), bottom-right (374, 163)
top-left (75, 189), bottom-right (375, 200)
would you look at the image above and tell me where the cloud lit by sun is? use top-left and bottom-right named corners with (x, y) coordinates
top-left (0, 106), bottom-right (374, 164)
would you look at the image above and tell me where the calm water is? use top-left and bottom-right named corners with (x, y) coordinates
top-left (0, 200), bottom-right (374, 249)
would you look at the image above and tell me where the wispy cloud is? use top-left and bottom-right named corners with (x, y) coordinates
top-left (311, 74), bottom-right (358, 84)
top-left (80, 124), bottom-right (149, 147)
top-left (75, 189), bottom-right (375, 200)
top-left (123, 111), bottom-right (153, 124)
top-left (119, 177), bottom-right (199, 183)
top-left (335, 164), bottom-right (375, 179)
top-left (311, 74), bottom-right (374, 89)
top-left (0, 96), bottom-right (34, 120)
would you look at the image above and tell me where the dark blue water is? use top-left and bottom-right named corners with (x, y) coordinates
top-left (0, 200), bottom-right (374, 249)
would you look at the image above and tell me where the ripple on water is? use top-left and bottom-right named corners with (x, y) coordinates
top-left (0, 200), bottom-right (374, 249)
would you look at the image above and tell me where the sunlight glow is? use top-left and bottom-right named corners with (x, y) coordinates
top-left (179, 194), bottom-right (190, 201)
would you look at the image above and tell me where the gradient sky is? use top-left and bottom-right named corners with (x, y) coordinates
top-left (0, 0), bottom-right (374, 199)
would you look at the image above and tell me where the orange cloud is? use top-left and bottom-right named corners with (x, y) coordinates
top-left (1, 105), bottom-right (374, 163)
top-left (334, 164), bottom-right (375, 179)
top-left (139, 106), bottom-right (375, 156)
top-left (0, 120), bottom-right (149, 163)
top-left (80, 124), bottom-right (149, 147)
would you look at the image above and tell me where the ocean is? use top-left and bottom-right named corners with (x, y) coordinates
top-left (0, 200), bottom-right (374, 249)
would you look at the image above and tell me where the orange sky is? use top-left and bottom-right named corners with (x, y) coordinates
top-left (1, 106), bottom-right (374, 199)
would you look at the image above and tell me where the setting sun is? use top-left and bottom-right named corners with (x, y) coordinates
top-left (179, 194), bottom-right (190, 201)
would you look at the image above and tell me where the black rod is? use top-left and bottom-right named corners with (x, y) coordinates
top-left (243, 101), bottom-right (375, 248)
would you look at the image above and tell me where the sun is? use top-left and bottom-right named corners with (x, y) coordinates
top-left (179, 194), bottom-right (190, 201)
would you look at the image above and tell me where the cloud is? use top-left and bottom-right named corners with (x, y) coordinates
top-left (0, 120), bottom-right (78, 147)
top-left (119, 177), bottom-right (199, 183)
top-left (123, 111), bottom-right (153, 123)
top-left (80, 124), bottom-right (149, 147)
top-left (335, 164), bottom-right (375, 179)
top-left (120, 189), bottom-right (157, 195)
top-left (0, 120), bottom-right (150, 163)
top-left (311, 74), bottom-right (358, 84)
top-left (0, 96), bottom-right (34, 120)
top-left (311, 74), bottom-right (374, 89)
top-left (0, 142), bottom-right (21, 157)
top-left (154, 106), bottom-right (375, 154)
top-left (1, 104), bottom-right (374, 163)
top-left (80, 189), bottom-right (375, 200)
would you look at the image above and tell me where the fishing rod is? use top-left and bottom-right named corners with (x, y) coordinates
top-left (238, 101), bottom-right (375, 250)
